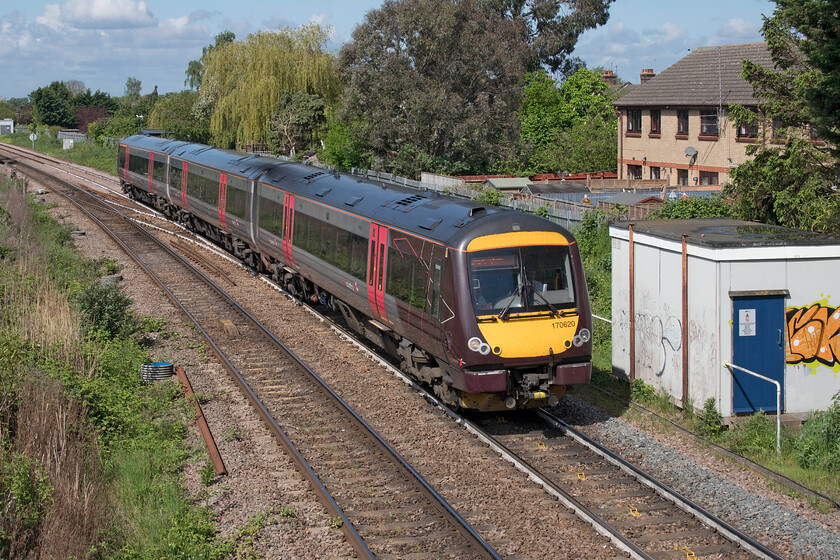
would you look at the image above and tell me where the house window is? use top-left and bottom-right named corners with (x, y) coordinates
top-left (627, 110), bottom-right (642, 133)
top-left (737, 121), bottom-right (758, 139)
top-left (628, 164), bottom-right (642, 180)
top-left (651, 167), bottom-right (661, 180)
top-left (700, 109), bottom-right (718, 136)
top-left (677, 110), bottom-right (689, 136)
top-left (699, 171), bottom-right (719, 185)
top-left (650, 110), bottom-right (661, 134)
top-left (772, 116), bottom-right (785, 139)
top-left (677, 169), bottom-right (688, 186)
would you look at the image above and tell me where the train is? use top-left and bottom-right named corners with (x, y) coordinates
top-left (118, 134), bottom-right (592, 411)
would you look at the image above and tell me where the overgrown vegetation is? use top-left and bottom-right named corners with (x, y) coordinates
top-left (0, 172), bottom-right (271, 557)
top-left (1, 131), bottom-right (116, 174)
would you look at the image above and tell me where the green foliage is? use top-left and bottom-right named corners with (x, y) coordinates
top-left (518, 68), bottom-right (617, 174)
top-left (199, 460), bottom-right (216, 487)
top-left (75, 281), bottom-right (136, 340)
top-left (203, 24), bottom-right (339, 148)
top-left (723, 411), bottom-right (788, 458)
top-left (630, 378), bottom-right (656, 403)
top-left (534, 204), bottom-right (551, 218)
top-left (695, 398), bottom-right (725, 438)
top-left (771, 0), bottom-right (840, 152)
top-left (29, 81), bottom-right (75, 128)
top-left (727, 138), bottom-right (840, 234)
top-left (337, 0), bottom-right (530, 176)
top-left (184, 31), bottom-right (236, 91)
top-left (267, 90), bottom-right (326, 156)
top-left (148, 90), bottom-right (210, 143)
top-left (647, 194), bottom-right (734, 219)
top-left (795, 392), bottom-right (840, 473)
top-left (485, 0), bottom-right (615, 75)
top-left (320, 110), bottom-right (371, 170)
top-left (726, 2), bottom-right (840, 234)
top-left (471, 187), bottom-right (502, 206)
top-left (0, 451), bottom-right (53, 558)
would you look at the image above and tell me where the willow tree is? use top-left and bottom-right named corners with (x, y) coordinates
top-left (201, 24), bottom-right (340, 149)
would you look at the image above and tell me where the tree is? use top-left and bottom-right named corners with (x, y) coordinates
top-left (124, 77), bottom-right (142, 101)
top-left (267, 91), bottom-right (325, 156)
top-left (487, 0), bottom-right (616, 75)
top-left (518, 67), bottom-right (617, 174)
top-left (148, 90), bottom-right (210, 143)
top-left (0, 99), bottom-right (14, 120)
top-left (184, 31), bottom-right (236, 91)
top-left (772, 0), bottom-right (840, 152)
top-left (647, 195), bottom-right (734, 219)
top-left (725, 1), bottom-right (840, 234)
top-left (30, 81), bottom-right (75, 128)
top-left (201, 24), bottom-right (339, 149)
top-left (338, 0), bottom-right (531, 177)
top-left (63, 80), bottom-right (86, 96)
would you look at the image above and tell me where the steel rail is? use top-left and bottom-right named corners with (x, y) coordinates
top-left (15, 158), bottom-right (501, 560)
top-left (536, 408), bottom-right (786, 560)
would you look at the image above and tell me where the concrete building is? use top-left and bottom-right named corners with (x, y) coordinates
top-left (610, 218), bottom-right (840, 418)
top-left (613, 43), bottom-right (777, 188)
top-left (0, 118), bottom-right (14, 135)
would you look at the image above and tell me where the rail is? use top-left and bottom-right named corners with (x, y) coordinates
top-left (722, 361), bottom-right (781, 456)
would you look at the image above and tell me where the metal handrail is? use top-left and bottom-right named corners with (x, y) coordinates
top-left (723, 361), bottom-right (781, 456)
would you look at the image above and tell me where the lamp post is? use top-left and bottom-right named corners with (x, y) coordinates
top-left (136, 114), bottom-right (143, 131)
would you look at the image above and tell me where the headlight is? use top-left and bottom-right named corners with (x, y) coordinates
top-left (468, 337), bottom-right (491, 355)
top-left (578, 328), bottom-right (591, 343)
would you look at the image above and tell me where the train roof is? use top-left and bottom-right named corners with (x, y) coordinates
top-left (119, 135), bottom-right (576, 249)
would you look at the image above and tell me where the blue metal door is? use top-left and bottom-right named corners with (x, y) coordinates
top-left (732, 295), bottom-right (785, 413)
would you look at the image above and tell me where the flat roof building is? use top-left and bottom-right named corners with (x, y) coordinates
top-left (611, 218), bottom-right (840, 418)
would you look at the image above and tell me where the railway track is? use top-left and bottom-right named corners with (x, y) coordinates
top-left (4, 145), bottom-right (805, 559)
top-left (9, 157), bottom-right (502, 560)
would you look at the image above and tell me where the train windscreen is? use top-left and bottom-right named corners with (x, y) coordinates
top-left (468, 246), bottom-right (576, 317)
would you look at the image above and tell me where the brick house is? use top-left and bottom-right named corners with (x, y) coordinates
top-left (613, 43), bottom-right (776, 188)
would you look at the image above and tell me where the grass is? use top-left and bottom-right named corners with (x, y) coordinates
top-left (0, 171), bottom-right (272, 558)
top-left (1, 132), bottom-right (117, 175)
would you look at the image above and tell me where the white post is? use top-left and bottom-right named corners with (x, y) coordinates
top-left (722, 361), bottom-right (781, 456)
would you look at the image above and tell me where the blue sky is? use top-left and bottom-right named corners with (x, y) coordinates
top-left (0, 0), bottom-right (776, 100)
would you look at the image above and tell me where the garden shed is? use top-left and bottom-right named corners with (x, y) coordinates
top-left (610, 218), bottom-right (840, 418)
top-left (0, 118), bottom-right (13, 135)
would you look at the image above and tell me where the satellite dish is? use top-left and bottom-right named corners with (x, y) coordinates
top-left (684, 146), bottom-right (698, 157)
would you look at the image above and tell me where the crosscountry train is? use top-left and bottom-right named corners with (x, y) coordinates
top-left (118, 134), bottom-right (592, 411)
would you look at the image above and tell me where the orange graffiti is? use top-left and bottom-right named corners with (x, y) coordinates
top-left (786, 303), bottom-right (840, 366)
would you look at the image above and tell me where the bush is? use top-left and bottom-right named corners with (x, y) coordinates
top-left (630, 378), bottom-right (655, 403)
top-left (0, 451), bottom-right (53, 558)
top-left (695, 397), bottom-right (724, 438)
top-left (795, 392), bottom-right (840, 473)
top-left (724, 411), bottom-right (781, 457)
top-left (75, 281), bottom-right (136, 339)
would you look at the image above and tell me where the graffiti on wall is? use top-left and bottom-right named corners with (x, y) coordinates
top-left (786, 302), bottom-right (840, 370)
top-left (634, 312), bottom-right (682, 377)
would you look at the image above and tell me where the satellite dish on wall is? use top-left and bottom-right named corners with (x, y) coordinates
top-left (685, 146), bottom-right (698, 165)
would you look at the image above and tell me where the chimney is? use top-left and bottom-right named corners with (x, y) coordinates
top-left (640, 68), bottom-right (656, 83)
top-left (602, 70), bottom-right (617, 86)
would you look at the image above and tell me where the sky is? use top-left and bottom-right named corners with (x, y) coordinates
top-left (0, 0), bottom-right (777, 101)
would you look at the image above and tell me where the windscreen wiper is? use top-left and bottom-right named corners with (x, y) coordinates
top-left (497, 283), bottom-right (522, 320)
top-left (530, 286), bottom-right (560, 316)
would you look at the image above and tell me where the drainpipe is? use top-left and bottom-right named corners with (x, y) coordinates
top-left (682, 235), bottom-right (689, 407)
top-left (629, 223), bottom-right (635, 382)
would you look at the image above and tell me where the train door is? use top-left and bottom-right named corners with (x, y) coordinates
top-left (367, 224), bottom-right (388, 324)
top-left (147, 153), bottom-right (154, 193)
top-left (180, 161), bottom-right (188, 209)
top-left (282, 193), bottom-right (295, 267)
top-left (218, 173), bottom-right (228, 231)
top-left (731, 294), bottom-right (786, 413)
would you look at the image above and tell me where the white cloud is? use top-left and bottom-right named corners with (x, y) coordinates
top-left (708, 18), bottom-right (762, 46)
top-left (38, 0), bottom-right (157, 31)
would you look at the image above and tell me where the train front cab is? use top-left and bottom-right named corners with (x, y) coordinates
top-left (451, 229), bottom-right (592, 411)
